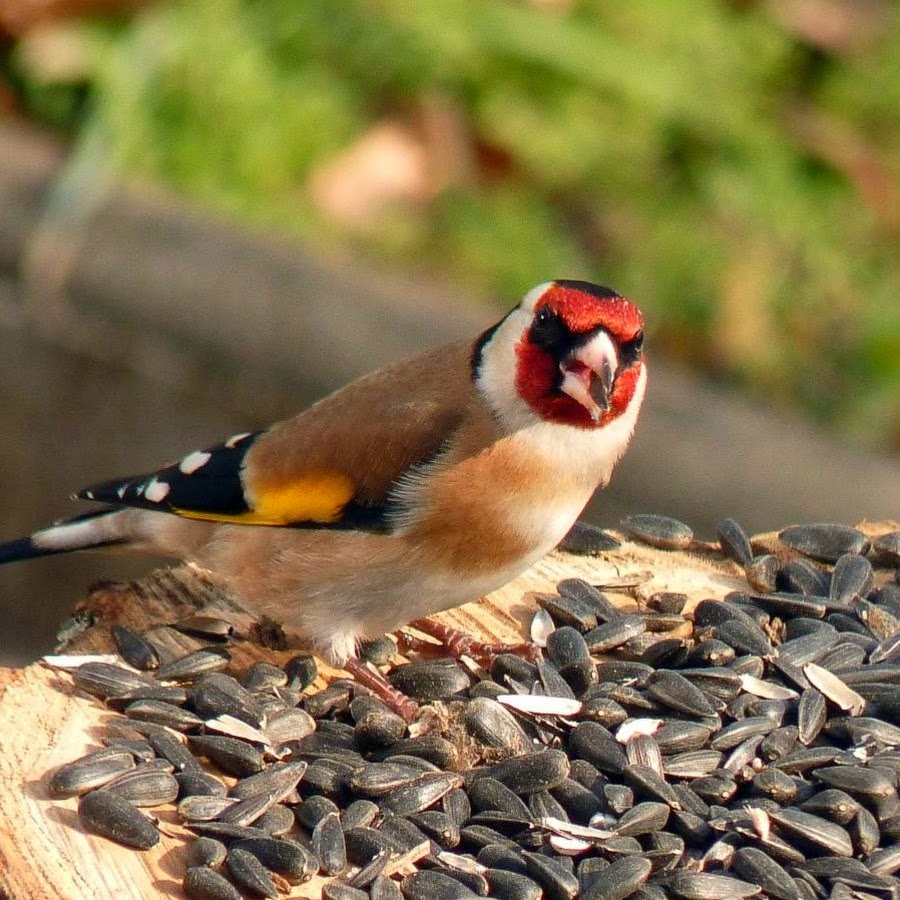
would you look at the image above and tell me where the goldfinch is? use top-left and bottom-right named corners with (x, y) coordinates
top-left (1, 280), bottom-right (646, 664)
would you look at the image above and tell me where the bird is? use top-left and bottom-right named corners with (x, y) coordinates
top-left (0, 279), bottom-right (646, 668)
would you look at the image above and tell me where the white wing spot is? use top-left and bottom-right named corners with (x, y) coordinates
top-left (116, 486), bottom-right (127, 499)
top-left (84, 490), bottom-right (94, 500)
top-left (144, 479), bottom-right (171, 503)
top-left (179, 450), bottom-right (212, 474)
top-left (225, 432), bottom-right (251, 449)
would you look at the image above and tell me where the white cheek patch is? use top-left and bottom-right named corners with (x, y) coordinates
top-left (519, 281), bottom-right (554, 314)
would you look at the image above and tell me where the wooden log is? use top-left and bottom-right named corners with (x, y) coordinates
top-left (0, 521), bottom-right (895, 898)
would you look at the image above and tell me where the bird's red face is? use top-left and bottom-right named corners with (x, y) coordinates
top-left (515, 280), bottom-right (645, 428)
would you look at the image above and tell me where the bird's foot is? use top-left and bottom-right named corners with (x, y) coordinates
top-left (407, 618), bottom-right (542, 663)
top-left (342, 656), bottom-right (419, 723)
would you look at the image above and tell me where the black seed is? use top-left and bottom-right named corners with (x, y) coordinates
top-left (400, 870), bottom-right (480, 900)
top-left (111, 625), bottom-right (160, 671)
top-left (484, 868), bottom-right (543, 900)
top-left (582, 855), bottom-right (651, 900)
top-left (336, 798), bottom-right (376, 832)
top-left (557, 579), bottom-right (622, 622)
top-left (745, 555), bottom-right (779, 593)
top-left (283, 654), bottom-right (318, 690)
top-left (325, 884), bottom-right (370, 900)
top-left (142, 726), bottom-right (200, 772)
top-left (537, 593), bottom-right (599, 632)
top-left (77, 789), bottom-right (159, 849)
top-left (558, 521), bottom-right (621, 555)
top-left (583, 615), bottom-right (647, 653)
top-left (227, 846), bottom-right (278, 898)
top-left (569, 722), bottom-right (627, 774)
top-left (72, 662), bottom-right (152, 699)
top-left (482, 750), bottom-right (569, 795)
top-left (669, 871), bottom-right (761, 899)
top-left (718, 518), bottom-right (753, 566)
top-left (186, 836), bottom-right (228, 868)
top-left (370, 875), bottom-right (405, 900)
top-left (615, 801), bottom-right (670, 836)
top-left (711, 619), bottom-right (775, 658)
top-left (380, 772), bottom-right (463, 815)
top-left (779, 523), bottom-right (868, 563)
top-left (409, 810), bottom-right (460, 849)
top-left (469, 777), bottom-right (532, 819)
top-left (103, 766), bottom-right (179, 807)
top-left (646, 670), bottom-right (719, 717)
top-left (49, 748), bottom-right (136, 798)
top-left (183, 866), bottom-right (241, 900)
top-left (188, 735), bottom-right (264, 777)
top-left (313, 812), bottom-right (347, 875)
top-left (125, 699), bottom-right (204, 732)
top-left (522, 850), bottom-right (580, 900)
top-left (768, 807), bottom-right (854, 856)
top-left (463, 698), bottom-right (529, 754)
top-left (358, 636), bottom-right (398, 666)
top-left (155, 646), bottom-right (231, 682)
top-left (232, 837), bottom-right (317, 884)
top-left (777, 559), bottom-right (831, 597)
top-left (621, 514), bottom-right (693, 550)
top-left (192, 673), bottom-right (267, 727)
top-left (389, 661), bottom-right (470, 701)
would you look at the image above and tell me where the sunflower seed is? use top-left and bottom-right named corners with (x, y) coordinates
top-left (718, 518), bottom-right (753, 566)
top-left (111, 625), bottom-right (160, 671)
top-left (581, 855), bottom-right (651, 900)
top-left (186, 836), bottom-right (228, 868)
top-left (613, 800), bottom-right (669, 836)
top-left (570, 722), bottom-right (627, 774)
top-left (232, 837), bottom-right (318, 883)
top-left (537, 593), bottom-right (599, 632)
top-left (103, 766), bottom-right (179, 806)
top-left (522, 850), bottom-right (580, 900)
top-left (557, 579), bottom-right (623, 622)
top-left (183, 866), bottom-right (241, 900)
top-left (779, 524), bottom-right (868, 563)
top-left (72, 662), bottom-right (152, 699)
top-left (389, 661), bottom-right (470, 701)
top-left (646, 671), bottom-right (718, 717)
top-left (125, 699), bottom-right (204, 732)
top-left (621, 514), bottom-right (693, 551)
top-left (483, 750), bottom-right (570, 795)
top-left (381, 772), bottom-right (463, 815)
top-left (745, 555), bottom-right (779, 593)
top-left (48, 748), bottom-right (137, 797)
top-left (155, 646), bottom-right (231, 682)
top-left (669, 871), bottom-right (761, 899)
top-left (583, 616), bottom-right (647, 653)
top-left (78, 789), bottom-right (159, 849)
top-left (188, 735), bottom-right (265, 777)
top-left (768, 806), bottom-right (854, 856)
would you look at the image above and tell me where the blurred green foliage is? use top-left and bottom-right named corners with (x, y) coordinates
top-left (9, 0), bottom-right (900, 447)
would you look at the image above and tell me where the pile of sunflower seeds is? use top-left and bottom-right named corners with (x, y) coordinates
top-left (45, 518), bottom-right (900, 900)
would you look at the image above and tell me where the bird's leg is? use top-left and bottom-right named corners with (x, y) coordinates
top-left (408, 618), bottom-right (542, 663)
top-left (342, 656), bottom-right (419, 723)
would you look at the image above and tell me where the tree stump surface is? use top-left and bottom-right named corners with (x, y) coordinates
top-left (0, 521), bottom-right (895, 899)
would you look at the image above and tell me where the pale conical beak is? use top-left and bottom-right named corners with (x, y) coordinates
top-left (558, 331), bottom-right (619, 422)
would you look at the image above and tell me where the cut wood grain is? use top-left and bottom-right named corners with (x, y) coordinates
top-left (0, 521), bottom-right (895, 899)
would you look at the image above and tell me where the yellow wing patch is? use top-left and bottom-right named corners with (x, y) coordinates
top-left (174, 470), bottom-right (355, 526)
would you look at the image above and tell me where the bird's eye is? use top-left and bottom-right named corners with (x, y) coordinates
top-left (535, 306), bottom-right (553, 325)
top-left (620, 330), bottom-right (644, 363)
